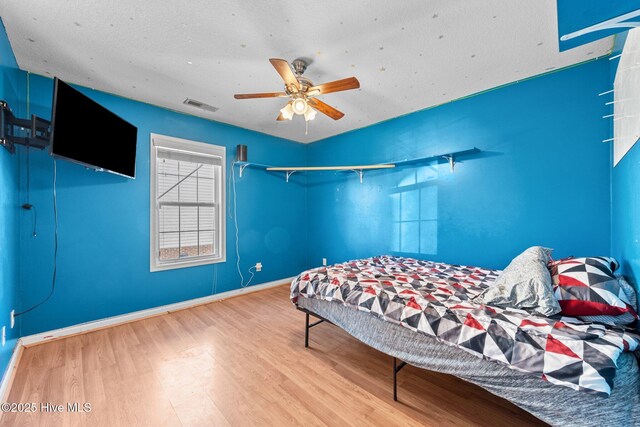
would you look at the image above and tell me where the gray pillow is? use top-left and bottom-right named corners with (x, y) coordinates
top-left (474, 246), bottom-right (561, 316)
top-left (619, 275), bottom-right (638, 312)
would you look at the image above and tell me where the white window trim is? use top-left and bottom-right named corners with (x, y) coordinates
top-left (150, 133), bottom-right (226, 272)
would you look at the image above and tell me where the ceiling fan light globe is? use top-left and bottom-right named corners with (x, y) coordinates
top-left (304, 107), bottom-right (317, 121)
top-left (280, 103), bottom-right (294, 120)
top-left (292, 98), bottom-right (308, 115)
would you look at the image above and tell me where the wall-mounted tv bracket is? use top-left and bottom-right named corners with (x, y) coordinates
top-left (0, 101), bottom-right (51, 154)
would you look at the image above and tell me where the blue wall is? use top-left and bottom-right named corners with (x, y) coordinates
top-left (0, 19), bottom-right (24, 382)
top-left (306, 59), bottom-right (612, 270)
top-left (610, 31), bottom-right (640, 288)
top-left (18, 74), bottom-right (308, 336)
top-left (612, 142), bottom-right (640, 288)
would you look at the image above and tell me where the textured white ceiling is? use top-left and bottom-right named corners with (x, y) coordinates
top-left (1, 1), bottom-right (613, 143)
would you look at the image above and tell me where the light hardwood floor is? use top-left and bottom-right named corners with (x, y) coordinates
top-left (2, 285), bottom-right (546, 426)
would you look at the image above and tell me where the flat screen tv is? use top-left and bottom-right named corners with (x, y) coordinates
top-left (50, 78), bottom-right (138, 178)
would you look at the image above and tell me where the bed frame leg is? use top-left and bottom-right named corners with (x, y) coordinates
top-left (305, 312), bottom-right (310, 348)
top-left (299, 308), bottom-right (328, 349)
top-left (393, 357), bottom-right (407, 402)
top-left (393, 357), bottom-right (398, 401)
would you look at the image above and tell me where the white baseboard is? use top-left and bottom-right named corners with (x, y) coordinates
top-left (0, 339), bottom-right (23, 402)
top-left (20, 276), bottom-right (294, 347)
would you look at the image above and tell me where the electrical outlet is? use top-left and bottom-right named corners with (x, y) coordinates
top-left (2, 326), bottom-right (5, 347)
top-left (322, 258), bottom-right (327, 266)
top-left (10, 310), bottom-right (14, 329)
top-left (255, 262), bottom-right (262, 272)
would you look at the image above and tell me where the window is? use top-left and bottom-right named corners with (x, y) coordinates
top-left (150, 134), bottom-right (226, 271)
top-left (390, 171), bottom-right (438, 256)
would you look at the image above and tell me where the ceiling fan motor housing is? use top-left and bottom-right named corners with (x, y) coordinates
top-left (289, 59), bottom-right (312, 94)
top-left (292, 58), bottom-right (308, 76)
top-left (296, 77), bottom-right (313, 92)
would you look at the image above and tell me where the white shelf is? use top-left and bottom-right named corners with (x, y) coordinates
top-left (267, 164), bottom-right (394, 182)
top-left (267, 164), bottom-right (394, 171)
top-left (234, 147), bottom-right (480, 183)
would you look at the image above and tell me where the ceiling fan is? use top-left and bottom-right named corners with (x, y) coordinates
top-left (234, 58), bottom-right (360, 123)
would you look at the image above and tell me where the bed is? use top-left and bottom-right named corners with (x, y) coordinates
top-left (290, 256), bottom-right (640, 427)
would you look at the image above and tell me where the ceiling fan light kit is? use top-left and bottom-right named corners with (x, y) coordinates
top-left (235, 58), bottom-right (360, 133)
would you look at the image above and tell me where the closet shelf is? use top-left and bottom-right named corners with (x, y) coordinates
top-left (268, 164), bottom-right (394, 182)
top-left (266, 165), bottom-right (395, 171)
top-left (234, 147), bottom-right (480, 183)
top-left (394, 148), bottom-right (480, 171)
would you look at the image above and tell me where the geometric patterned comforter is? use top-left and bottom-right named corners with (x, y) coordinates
top-left (290, 256), bottom-right (639, 396)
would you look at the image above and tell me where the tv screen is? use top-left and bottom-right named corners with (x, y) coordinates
top-left (50, 78), bottom-right (138, 178)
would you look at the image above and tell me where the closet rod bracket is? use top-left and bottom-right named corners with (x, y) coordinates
top-left (285, 170), bottom-right (297, 183)
top-left (239, 163), bottom-right (249, 178)
top-left (350, 169), bottom-right (364, 184)
top-left (442, 155), bottom-right (455, 173)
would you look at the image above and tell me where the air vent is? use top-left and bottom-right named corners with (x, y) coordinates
top-left (183, 98), bottom-right (219, 113)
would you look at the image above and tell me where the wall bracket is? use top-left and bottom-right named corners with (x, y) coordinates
top-left (350, 169), bottom-right (364, 184)
top-left (285, 170), bottom-right (297, 183)
top-left (239, 162), bottom-right (249, 178)
top-left (0, 101), bottom-right (51, 154)
top-left (442, 155), bottom-right (455, 172)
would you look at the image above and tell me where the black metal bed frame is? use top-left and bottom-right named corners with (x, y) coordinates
top-left (297, 306), bottom-right (408, 402)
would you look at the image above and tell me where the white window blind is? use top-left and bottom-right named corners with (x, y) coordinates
top-left (150, 135), bottom-right (226, 271)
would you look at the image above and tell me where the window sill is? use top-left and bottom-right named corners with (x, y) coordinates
top-left (150, 256), bottom-right (226, 272)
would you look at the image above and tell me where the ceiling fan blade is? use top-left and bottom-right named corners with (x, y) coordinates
top-left (234, 92), bottom-right (287, 99)
top-left (307, 98), bottom-right (345, 120)
top-left (269, 58), bottom-right (301, 91)
top-left (276, 112), bottom-right (286, 121)
top-left (307, 77), bottom-right (360, 96)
